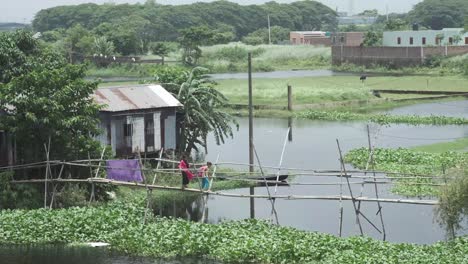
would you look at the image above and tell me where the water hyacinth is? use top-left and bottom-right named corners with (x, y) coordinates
top-left (298, 110), bottom-right (468, 126)
top-left (0, 202), bottom-right (467, 263)
top-left (345, 148), bottom-right (468, 197)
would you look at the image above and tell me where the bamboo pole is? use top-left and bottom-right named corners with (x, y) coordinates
top-left (10, 178), bottom-right (439, 205)
top-left (43, 138), bottom-right (51, 209)
top-left (367, 125), bottom-right (387, 240)
top-left (49, 164), bottom-right (64, 209)
top-left (336, 139), bottom-right (364, 236)
top-left (338, 157), bottom-right (344, 237)
top-left (253, 144), bottom-right (278, 224)
top-left (146, 149), bottom-right (164, 222)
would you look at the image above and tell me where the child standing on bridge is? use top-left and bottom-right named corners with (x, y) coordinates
top-left (198, 162), bottom-right (212, 190)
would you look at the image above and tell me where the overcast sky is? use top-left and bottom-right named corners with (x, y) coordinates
top-left (2, 0), bottom-right (423, 23)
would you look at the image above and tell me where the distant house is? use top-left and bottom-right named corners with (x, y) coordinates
top-left (383, 28), bottom-right (468, 47)
top-left (290, 31), bottom-right (331, 46)
top-left (331, 32), bottom-right (365, 46)
top-left (93, 84), bottom-right (182, 157)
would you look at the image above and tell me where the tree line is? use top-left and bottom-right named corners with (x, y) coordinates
top-left (32, 0), bottom-right (337, 56)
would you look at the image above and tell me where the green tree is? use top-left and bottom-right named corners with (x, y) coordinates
top-left (150, 42), bottom-right (171, 58)
top-left (32, 1), bottom-right (337, 42)
top-left (409, 0), bottom-right (468, 30)
top-left (241, 26), bottom-right (290, 45)
top-left (178, 26), bottom-right (213, 65)
top-left (0, 30), bottom-right (102, 164)
top-left (175, 68), bottom-right (237, 154)
top-left (62, 24), bottom-right (95, 63)
top-left (358, 9), bottom-right (379, 17)
top-left (384, 19), bottom-right (407, 31)
top-left (363, 31), bottom-right (382, 46)
top-left (452, 35), bottom-right (462, 45)
top-left (93, 36), bottom-right (115, 56)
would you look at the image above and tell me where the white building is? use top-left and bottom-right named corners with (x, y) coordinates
top-left (93, 84), bottom-right (182, 157)
top-left (383, 28), bottom-right (468, 47)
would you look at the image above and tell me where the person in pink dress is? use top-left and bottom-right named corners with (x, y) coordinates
top-left (179, 154), bottom-right (194, 189)
top-left (197, 162), bottom-right (212, 190)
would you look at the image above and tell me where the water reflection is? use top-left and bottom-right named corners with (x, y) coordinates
top-left (0, 245), bottom-right (222, 264)
top-left (195, 100), bottom-right (468, 244)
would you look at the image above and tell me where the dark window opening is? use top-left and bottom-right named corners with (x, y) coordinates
top-left (422, 37), bottom-right (426, 45)
top-left (397, 37), bottom-right (401, 45)
top-left (106, 123), bottom-right (111, 145)
top-left (145, 118), bottom-right (155, 152)
top-left (465, 37), bottom-right (468, 45)
top-left (409, 37), bottom-right (414, 45)
top-left (123, 123), bottom-right (133, 137)
top-left (449, 37), bottom-right (453, 44)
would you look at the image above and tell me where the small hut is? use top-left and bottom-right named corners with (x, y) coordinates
top-left (93, 84), bottom-right (182, 157)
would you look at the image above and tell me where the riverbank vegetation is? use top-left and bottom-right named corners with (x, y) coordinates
top-left (199, 43), bottom-right (330, 73)
top-left (298, 110), bottom-right (468, 126)
top-left (1, 202), bottom-right (467, 263)
top-left (345, 147), bottom-right (467, 197)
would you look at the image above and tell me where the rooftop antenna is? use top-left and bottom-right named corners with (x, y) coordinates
top-left (386, 1), bottom-right (389, 21)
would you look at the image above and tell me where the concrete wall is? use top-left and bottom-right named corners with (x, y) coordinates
top-left (332, 45), bottom-right (468, 67)
top-left (383, 29), bottom-right (468, 47)
top-left (331, 32), bottom-right (364, 46)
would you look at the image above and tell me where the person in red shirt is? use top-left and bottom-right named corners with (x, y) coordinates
top-left (178, 154), bottom-right (194, 189)
top-left (198, 162), bottom-right (212, 190)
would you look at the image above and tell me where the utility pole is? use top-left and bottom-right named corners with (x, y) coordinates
top-left (267, 15), bottom-right (271, 45)
top-left (248, 52), bottom-right (255, 219)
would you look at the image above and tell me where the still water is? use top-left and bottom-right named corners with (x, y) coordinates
top-left (2, 101), bottom-right (467, 262)
top-left (196, 100), bottom-right (468, 244)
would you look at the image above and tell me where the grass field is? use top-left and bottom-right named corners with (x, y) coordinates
top-left (215, 75), bottom-right (468, 107)
top-left (200, 43), bottom-right (331, 73)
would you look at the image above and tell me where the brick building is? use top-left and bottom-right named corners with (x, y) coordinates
top-left (290, 31), bottom-right (331, 46)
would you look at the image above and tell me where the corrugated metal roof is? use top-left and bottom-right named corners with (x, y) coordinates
top-left (94, 84), bottom-right (182, 112)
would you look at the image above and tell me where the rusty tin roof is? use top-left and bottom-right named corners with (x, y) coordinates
top-left (94, 84), bottom-right (182, 112)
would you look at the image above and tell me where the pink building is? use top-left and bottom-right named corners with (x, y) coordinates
top-left (290, 31), bottom-right (331, 46)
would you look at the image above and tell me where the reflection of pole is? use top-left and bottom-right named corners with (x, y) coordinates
top-left (288, 117), bottom-right (293, 142)
top-left (287, 85), bottom-right (292, 111)
top-left (248, 52), bottom-right (255, 219)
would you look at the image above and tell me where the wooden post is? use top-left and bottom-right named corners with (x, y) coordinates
top-left (336, 139), bottom-right (364, 236)
top-left (248, 52), bottom-right (255, 219)
top-left (367, 125), bottom-right (387, 240)
top-left (287, 85), bottom-right (292, 111)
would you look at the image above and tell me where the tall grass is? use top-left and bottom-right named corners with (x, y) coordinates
top-left (200, 42), bottom-right (331, 73)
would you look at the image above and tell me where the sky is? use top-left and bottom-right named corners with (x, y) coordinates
top-left (1, 0), bottom-right (423, 23)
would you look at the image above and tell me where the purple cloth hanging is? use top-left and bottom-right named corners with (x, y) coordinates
top-left (106, 159), bottom-right (143, 182)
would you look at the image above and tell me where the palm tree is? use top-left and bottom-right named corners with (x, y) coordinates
top-left (176, 67), bottom-right (237, 154)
